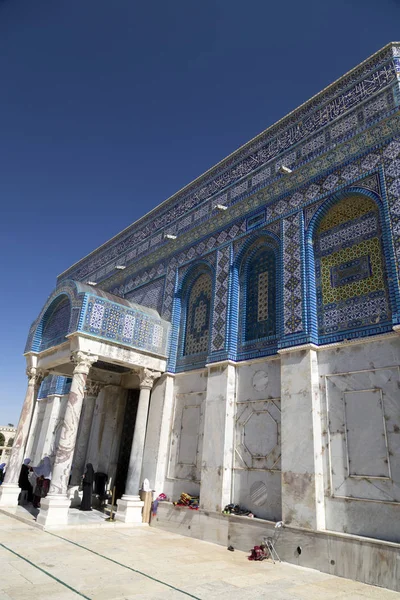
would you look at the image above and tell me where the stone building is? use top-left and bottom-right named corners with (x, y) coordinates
top-left (1, 42), bottom-right (400, 590)
top-left (0, 425), bottom-right (16, 464)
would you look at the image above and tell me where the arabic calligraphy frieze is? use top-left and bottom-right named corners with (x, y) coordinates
top-left (58, 47), bottom-right (400, 285)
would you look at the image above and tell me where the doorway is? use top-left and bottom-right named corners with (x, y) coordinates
top-left (114, 389), bottom-right (139, 499)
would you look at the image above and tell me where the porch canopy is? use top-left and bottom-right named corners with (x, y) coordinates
top-left (25, 280), bottom-right (170, 376)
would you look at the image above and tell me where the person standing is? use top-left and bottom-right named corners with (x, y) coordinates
top-left (0, 463), bottom-right (6, 485)
top-left (18, 458), bottom-right (33, 503)
top-left (32, 457), bottom-right (52, 509)
top-left (80, 463), bottom-right (94, 511)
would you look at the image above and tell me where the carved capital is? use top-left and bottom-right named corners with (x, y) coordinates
top-left (26, 367), bottom-right (46, 387)
top-left (85, 379), bottom-right (103, 397)
top-left (71, 351), bottom-right (98, 376)
top-left (138, 368), bottom-right (161, 390)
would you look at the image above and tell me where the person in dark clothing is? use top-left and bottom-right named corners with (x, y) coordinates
top-left (18, 458), bottom-right (33, 503)
top-left (80, 463), bottom-right (94, 511)
top-left (32, 457), bottom-right (52, 508)
top-left (0, 463), bottom-right (6, 485)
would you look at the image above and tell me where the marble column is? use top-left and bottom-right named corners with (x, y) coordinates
top-left (30, 399), bottom-right (48, 463)
top-left (41, 394), bottom-right (63, 461)
top-left (279, 345), bottom-right (326, 530)
top-left (0, 366), bottom-right (44, 506)
top-left (200, 361), bottom-right (236, 512)
top-left (141, 373), bottom-right (175, 495)
top-left (69, 380), bottom-right (102, 486)
top-left (25, 396), bottom-right (41, 460)
top-left (37, 351), bottom-right (97, 527)
top-left (116, 368), bottom-right (160, 523)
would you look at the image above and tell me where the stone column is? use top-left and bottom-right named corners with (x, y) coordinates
top-left (30, 399), bottom-right (48, 463)
top-left (37, 351), bottom-right (97, 527)
top-left (200, 361), bottom-right (236, 512)
top-left (116, 368), bottom-right (160, 523)
top-left (279, 345), bottom-right (326, 530)
top-left (0, 366), bottom-right (44, 506)
top-left (141, 373), bottom-right (175, 495)
top-left (41, 394), bottom-right (63, 461)
top-left (69, 380), bottom-right (102, 486)
top-left (25, 396), bottom-right (41, 460)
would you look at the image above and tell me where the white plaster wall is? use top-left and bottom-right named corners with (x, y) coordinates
top-left (318, 336), bottom-right (400, 542)
top-left (234, 359), bottom-right (282, 520)
top-left (163, 370), bottom-right (207, 500)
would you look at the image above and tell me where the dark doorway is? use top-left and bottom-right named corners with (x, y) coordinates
top-left (114, 389), bottom-right (139, 500)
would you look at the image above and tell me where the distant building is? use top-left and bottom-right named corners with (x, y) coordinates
top-left (0, 425), bottom-right (16, 464)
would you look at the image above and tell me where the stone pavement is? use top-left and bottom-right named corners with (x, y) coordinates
top-left (1, 512), bottom-right (399, 600)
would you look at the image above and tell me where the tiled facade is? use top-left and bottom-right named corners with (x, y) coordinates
top-left (26, 43), bottom-right (400, 372)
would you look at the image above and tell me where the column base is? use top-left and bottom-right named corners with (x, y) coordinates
top-left (115, 495), bottom-right (144, 523)
top-left (36, 494), bottom-right (71, 528)
top-left (0, 483), bottom-right (20, 507)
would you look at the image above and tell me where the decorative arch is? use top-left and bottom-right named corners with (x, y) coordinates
top-left (306, 187), bottom-right (397, 343)
top-left (230, 232), bottom-right (281, 359)
top-left (38, 295), bottom-right (72, 352)
top-left (173, 262), bottom-right (215, 371)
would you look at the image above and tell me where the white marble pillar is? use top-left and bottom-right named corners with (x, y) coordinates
top-left (25, 397), bottom-right (41, 460)
top-left (37, 351), bottom-right (97, 527)
top-left (279, 345), bottom-right (326, 530)
top-left (30, 399), bottom-right (48, 464)
top-left (0, 366), bottom-right (44, 506)
top-left (70, 380), bottom-right (102, 486)
top-left (200, 361), bottom-right (236, 512)
top-left (141, 373), bottom-right (175, 495)
top-left (116, 368), bottom-right (160, 523)
top-left (41, 394), bottom-right (63, 460)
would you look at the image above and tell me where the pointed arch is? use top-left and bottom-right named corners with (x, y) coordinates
top-left (173, 261), bottom-right (215, 371)
top-left (306, 188), bottom-right (396, 343)
top-left (230, 232), bottom-right (281, 360)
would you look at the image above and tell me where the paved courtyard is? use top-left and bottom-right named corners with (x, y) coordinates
top-left (0, 512), bottom-right (399, 600)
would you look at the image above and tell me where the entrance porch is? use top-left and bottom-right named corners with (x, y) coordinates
top-left (0, 280), bottom-right (170, 527)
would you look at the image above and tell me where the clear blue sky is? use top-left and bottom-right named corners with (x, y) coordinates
top-left (0, 0), bottom-right (399, 424)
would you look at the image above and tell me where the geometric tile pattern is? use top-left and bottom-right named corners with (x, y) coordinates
top-left (383, 138), bottom-right (400, 274)
top-left (282, 213), bottom-right (303, 335)
top-left (81, 294), bottom-right (170, 356)
top-left (125, 277), bottom-right (165, 314)
top-left (211, 246), bottom-right (231, 353)
top-left (315, 196), bottom-right (391, 336)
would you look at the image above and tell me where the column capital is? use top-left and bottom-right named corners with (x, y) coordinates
top-left (70, 351), bottom-right (98, 376)
top-left (138, 368), bottom-right (161, 390)
top-left (84, 379), bottom-right (104, 397)
top-left (26, 367), bottom-right (46, 387)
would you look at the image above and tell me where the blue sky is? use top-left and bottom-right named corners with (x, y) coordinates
top-left (0, 0), bottom-right (399, 424)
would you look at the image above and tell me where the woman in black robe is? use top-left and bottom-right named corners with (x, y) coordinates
top-left (18, 458), bottom-right (33, 503)
top-left (80, 463), bottom-right (94, 511)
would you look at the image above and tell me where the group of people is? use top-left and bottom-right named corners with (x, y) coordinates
top-left (18, 457), bottom-right (52, 508)
top-left (18, 458), bottom-right (94, 511)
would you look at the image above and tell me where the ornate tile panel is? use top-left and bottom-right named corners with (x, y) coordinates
top-left (81, 294), bottom-right (170, 356)
top-left (211, 245), bottom-right (231, 353)
top-left (314, 197), bottom-right (391, 336)
top-left (282, 213), bottom-right (303, 335)
top-left (184, 274), bottom-right (212, 356)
